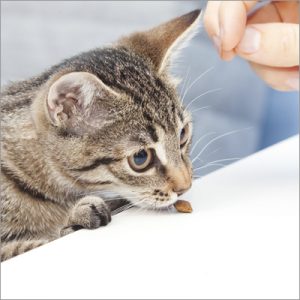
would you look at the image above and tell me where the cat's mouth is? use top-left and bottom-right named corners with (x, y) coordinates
top-left (100, 188), bottom-right (179, 212)
top-left (127, 192), bottom-right (178, 210)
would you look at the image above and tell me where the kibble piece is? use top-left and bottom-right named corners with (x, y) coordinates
top-left (174, 200), bottom-right (193, 213)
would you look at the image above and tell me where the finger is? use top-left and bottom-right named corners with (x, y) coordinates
top-left (247, 2), bottom-right (282, 24)
top-left (246, 1), bottom-right (299, 25)
top-left (250, 62), bottom-right (299, 91)
top-left (220, 49), bottom-right (235, 61)
top-left (219, 1), bottom-right (258, 51)
top-left (203, 1), bottom-right (222, 37)
top-left (236, 23), bottom-right (299, 67)
top-left (203, 1), bottom-right (222, 53)
top-left (204, 1), bottom-right (256, 60)
top-left (273, 1), bottom-right (299, 23)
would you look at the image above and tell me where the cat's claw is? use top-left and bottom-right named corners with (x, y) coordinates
top-left (61, 196), bottom-right (111, 236)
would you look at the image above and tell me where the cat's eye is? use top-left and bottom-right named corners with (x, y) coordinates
top-left (180, 124), bottom-right (189, 147)
top-left (128, 149), bottom-right (153, 172)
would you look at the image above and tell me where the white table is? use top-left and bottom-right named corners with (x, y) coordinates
top-left (1, 136), bottom-right (299, 299)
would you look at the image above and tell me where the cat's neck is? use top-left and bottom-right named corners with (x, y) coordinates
top-left (1, 108), bottom-right (79, 205)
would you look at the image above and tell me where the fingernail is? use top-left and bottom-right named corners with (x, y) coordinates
top-left (237, 27), bottom-right (261, 54)
top-left (221, 50), bottom-right (235, 61)
top-left (212, 35), bottom-right (221, 54)
top-left (286, 77), bottom-right (299, 91)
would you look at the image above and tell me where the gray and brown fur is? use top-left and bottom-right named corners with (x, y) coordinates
top-left (1, 10), bottom-right (201, 261)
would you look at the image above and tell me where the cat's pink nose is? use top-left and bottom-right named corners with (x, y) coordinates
top-left (173, 186), bottom-right (191, 196)
top-left (167, 165), bottom-right (192, 196)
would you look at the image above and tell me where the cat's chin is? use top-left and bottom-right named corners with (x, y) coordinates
top-left (131, 193), bottom-right (178, 210)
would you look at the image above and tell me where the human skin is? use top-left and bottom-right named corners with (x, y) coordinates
top-left (204, 1), bottom-right (299, 91)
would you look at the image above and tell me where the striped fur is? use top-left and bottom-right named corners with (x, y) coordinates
top-left (1, 240), bottom-right (48, 261)
top-left (1, 10), bottom-right (200, 261)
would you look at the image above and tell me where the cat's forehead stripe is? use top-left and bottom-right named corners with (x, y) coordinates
top-left (153, 126), bottom-right (168, 166)
top-left (154, 143), bottom-right (167, 166)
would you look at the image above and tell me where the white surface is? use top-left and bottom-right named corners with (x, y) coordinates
top-left (1, 136), bottom-right (299, 299)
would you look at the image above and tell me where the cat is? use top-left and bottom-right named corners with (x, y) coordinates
top-left (0, 9), bottom-right (201, 261)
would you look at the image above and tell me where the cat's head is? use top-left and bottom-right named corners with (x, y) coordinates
top-left (34, 10), bottom-right (201, 209)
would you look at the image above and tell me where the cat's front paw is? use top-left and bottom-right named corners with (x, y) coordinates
top-left (61, 196), bottom-right (111, 236)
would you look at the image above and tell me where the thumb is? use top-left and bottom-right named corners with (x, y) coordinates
top-left (235, 23), bottom-right (299, 67)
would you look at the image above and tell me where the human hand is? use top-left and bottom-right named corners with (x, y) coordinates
top-left (204, 1), bottom-right (299, 91)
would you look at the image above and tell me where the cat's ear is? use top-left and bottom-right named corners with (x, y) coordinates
top-left (118, 9), bottom-right (201, 73)
top-left (46, 72), bottom-right (118, 128)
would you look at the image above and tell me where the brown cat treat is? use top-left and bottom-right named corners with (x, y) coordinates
top-left (174, 200), bottom-right (193, 213)
top-left (1, 10), bottom-right (200, 261)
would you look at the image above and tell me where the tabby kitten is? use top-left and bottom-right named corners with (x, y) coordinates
top-left (1, 10), bottom-right (201, 261)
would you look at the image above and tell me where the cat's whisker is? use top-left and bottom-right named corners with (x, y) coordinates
top-left (166, 205), bottom-right (170, 214)
top-left (190, 132), bottom-right (216, 155)
top-left (76, 189), bottom-right (143, 204)
top-left (111, 198), bottom-right (145, 214)
top-left (193, 157), bottom-right (241, 173)
top-left (134, 200), bottom-right (150, 214)
top-left (125, 198), bottom-right (150, 214)
top-left (112, 204), bottom-right (134, 215)
top-left (76, 188), bottom-right (126, 197)
top-left (85, 190), bottom-right (134, 197)
top-left (179, 67), bottom-right (190, 104)
top-left (106, 196), bottom-right (140, 202)
top-left (184, 87), bottom-right (222, 112)
top-left (108, 196), bottom-right (142, 203)
top-left (201, 147), bottom-right (222, 160)
top-left (158, 206), bottom-right (163, 214)
top-left (190, 105), bottom-right (212, 114)
top-left (193, 163), bottom-right (226, 172)
top-left (181, 65), bottom-right (215, 104)
top-left (112, 196), bottom-right (149, 215)
top-left (76, 190), bottom-right (108, 197)
top-left (192, 127), bottom-right (252, 164)
top-left (113, 202), bottom-right (135, 212)
top-left (202, 157), bottom-right (241, 165)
